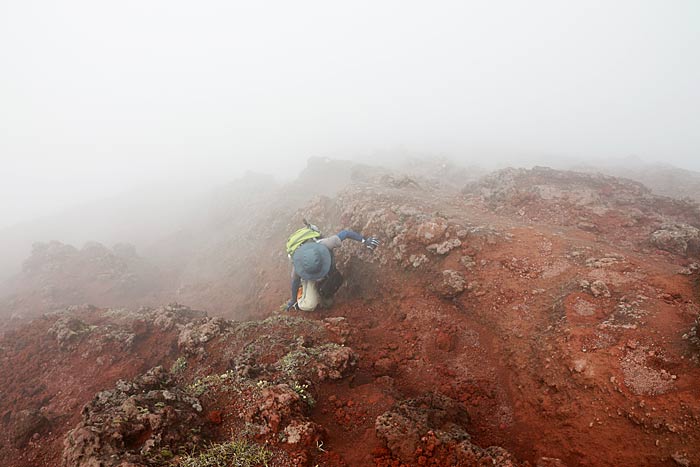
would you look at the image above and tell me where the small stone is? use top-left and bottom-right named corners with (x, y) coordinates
top-left (409, 254), bottom-right (429, 268)
top-left (672, 451), bottom-right (691, 467)
top-left (590, 280), bottom-right (611, 298)
top-left (434, 270), bottom-right (466, 298)
top-left (577, 222), bottom-right (598, 232)
top-left (427, 238), bottom-right (461, 255)
top-left (460, 255), bottom-right (477, 269)
top-left (573, 359), bottom-right (587, 373)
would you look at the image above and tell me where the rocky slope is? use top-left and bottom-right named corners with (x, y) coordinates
top-left (2, 162), bottom-right (700, 466)
top-left (575, 162), bottom-right (700, 203)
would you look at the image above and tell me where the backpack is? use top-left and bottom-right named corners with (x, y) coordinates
top-left (286, 227), bottom-right (322, 257)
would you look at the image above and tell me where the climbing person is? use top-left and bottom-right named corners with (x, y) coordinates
top-left (285, 220), bottom-right (380, 311)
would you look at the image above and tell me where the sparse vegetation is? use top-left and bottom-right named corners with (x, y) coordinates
top-left (290, 381), bottom-right (315, 408)
top-left (186, 370), bottom-right (238, 396)
top-left (171, 356), bottom-right (187, 374)
top-left (178, 440), bottom-right (271, 467)
top-left (276, 342), bottom-right (344, 377)
top-left (186, 378), bottom-right (212, 397)
top-left (276, 349), bottom-right (312, 377)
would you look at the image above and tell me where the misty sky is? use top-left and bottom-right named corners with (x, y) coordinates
top-left (1, 1), bottom-right (699, 229)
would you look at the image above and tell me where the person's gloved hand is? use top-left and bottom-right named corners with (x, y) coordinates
top-left (285, 299), bottom-right (298, 311)
top-left (362, 236), bottom-right (380, 251)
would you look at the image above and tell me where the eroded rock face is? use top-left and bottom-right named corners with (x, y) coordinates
top-left (650, 223), bottom-right (700, 256)
top-left (462, 167), bottom-right (700, 256)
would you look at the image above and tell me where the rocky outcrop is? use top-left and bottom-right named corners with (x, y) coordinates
top-left (48, 313), bottom-right (95, 349)
top-left (245, 383), bottom-right (324, 446)
top-left (683, 311), bottom-right (700, 363)
top-left (375, 393), bottom-right (471, 462)
top-left (45, 304), bottom-right (207, 353)
top-left (375, 393), bottom-right (523, 466)
top-left (1, 241), bottom-right (162, 328)
top-left (650, 223), bottom-right (700, 256)
top-left (427, 238), bottom-right (462, 255)
top-left (463, 167), bottom-right (700, 249)
top-left (177, 316), bottom-right (226, 355)
top-left (62, 367), bottom-right (204, 467)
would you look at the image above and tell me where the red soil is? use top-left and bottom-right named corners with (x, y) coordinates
top-left (2, 167), bottom-right (700, 466)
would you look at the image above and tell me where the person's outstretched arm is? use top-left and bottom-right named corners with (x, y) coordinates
top-left (336, 229), bottom-right (364, 242)
top-left (337, 229), bottom-right (380, 250)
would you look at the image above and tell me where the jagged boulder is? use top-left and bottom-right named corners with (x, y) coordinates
top-left (415, 221), bottom-right (448, 245)
top-left (650, 223), bottom-right (700, 256)
top-left (177, 316), bottom-right (226, 355)
top-left (244, 383), bottom-right (324, 447)
top-left (62, 367), bottom-right (204, 467)
top-left (274, 342), bottom-right (358, 383)
top-left (375, 393), bottom-right (471, 463)
top-left (48, 315), bottom-right (94, 349)
top-left (247, 384), bottom-right (304, 434)
top-left (434, 270), bottom-right (466, 298)
top-left (375, 393), bottom-right (523, 466)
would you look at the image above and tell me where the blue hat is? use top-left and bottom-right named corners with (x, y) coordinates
top-left (292, 242), bottom-right (331, 281)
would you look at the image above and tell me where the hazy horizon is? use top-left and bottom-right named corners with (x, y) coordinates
top-left (2, 1), bottom-right (699, 229)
